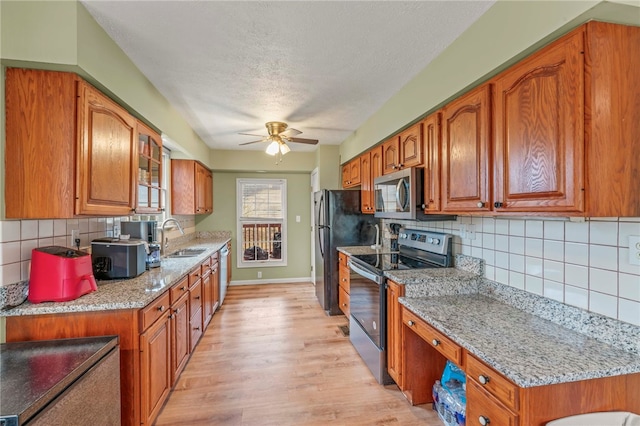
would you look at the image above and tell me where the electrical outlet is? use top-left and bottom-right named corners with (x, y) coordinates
top-left (629, 236), bottom-right (640, 266)
top-left (257, 271), bottom-right (262, 278)
top-left (459, 224), bottom-right (467, 239)
top-left (70, 229), bottom-right (80, 248)
top-left (466, 224), bottom-right (476, 241)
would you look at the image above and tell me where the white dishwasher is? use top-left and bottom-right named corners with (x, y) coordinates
top-left (219, 245), bottom-right (229, 304)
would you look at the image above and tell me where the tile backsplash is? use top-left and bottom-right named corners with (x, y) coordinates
top-left (382, 216), bottom-right (640, 326)
top-left (0, 216), bottom-right (196, 290)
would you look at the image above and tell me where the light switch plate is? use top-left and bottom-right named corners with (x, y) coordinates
top-left (629, 236), bottom-right (640, 266)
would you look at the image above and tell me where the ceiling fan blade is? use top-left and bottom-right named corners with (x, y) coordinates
top-left (239, 139), bottom-right (268, 146)
top-left (288, 137), bottom-right (319, 145)
top-left (280, 128), bottom-right (302, 137)
top-left (238, 132), bottom-right (267, 137)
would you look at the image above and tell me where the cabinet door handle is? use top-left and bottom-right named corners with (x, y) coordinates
top-left (432, 339), bottom-right (440, 347)
top-left (180, 286), bottom-right (187, 291)
top-left (494, 202), bottom-right (504, 208)
top-left (478, 415), bottom-right (490, 425)
top-left (157, 305), bottom-right (165, 312)
top-left (195, 296), bottom-right (201, 300)
top-left (407, 320), bottom-right (415, 326)
top-left (478, 375), bottom-right (490, 385)
top-left (477, 201), bottom-right (485, 208)
top-left (193, 326), bottom-right (200, 331)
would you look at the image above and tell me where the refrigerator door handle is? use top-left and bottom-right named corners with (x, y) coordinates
top-left (317, 193), bottom-right (325, 258)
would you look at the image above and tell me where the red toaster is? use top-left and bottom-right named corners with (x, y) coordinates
top-left (28, 246), bottom-right (97, 303)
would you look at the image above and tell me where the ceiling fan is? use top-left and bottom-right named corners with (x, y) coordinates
top-left (239, 121), bottom-right (318, 157)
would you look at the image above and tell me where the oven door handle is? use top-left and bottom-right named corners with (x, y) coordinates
top-left (348, 260), bottom-right (384, 285)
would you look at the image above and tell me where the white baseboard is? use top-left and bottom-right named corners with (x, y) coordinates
top-left (230, 277), bottom-right (313, 286)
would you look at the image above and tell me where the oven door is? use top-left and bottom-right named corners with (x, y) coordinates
top-left (347, 259), bottom-right (392, 384)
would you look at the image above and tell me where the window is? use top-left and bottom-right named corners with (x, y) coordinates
top-left (236, 178), bottom-right (287, 268)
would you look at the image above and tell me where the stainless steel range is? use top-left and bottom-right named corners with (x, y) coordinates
top-left (347, 227), bottom-right (453, 385)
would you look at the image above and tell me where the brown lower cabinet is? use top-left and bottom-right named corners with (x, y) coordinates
top-left (5, 250), bottom-right (224, 426)
top-left (399, 306), bottom-right (640, 425)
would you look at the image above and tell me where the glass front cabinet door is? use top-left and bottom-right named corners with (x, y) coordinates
top-left (137, 122), bottom-right (163, 213)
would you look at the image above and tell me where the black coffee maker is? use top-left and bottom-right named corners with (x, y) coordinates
top-left (121, 221), bottom-right (161, 269)
top-left (389, 223), bottom-right (401, 251)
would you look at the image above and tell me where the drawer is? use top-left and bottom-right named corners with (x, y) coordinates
top-left (189, 280), bottom-right (202, 319)
top-left (403, 309), bottom-right (462, 365)
top-left (338, 265), bottom-right (350, 293)
top-left (140, 292), bottom-right (170, 331)
top-left (170, 276), bottom-right (189, 305)
top-left (338, 285), bottom-right (350, 317)
top-left (467, 379), bottom-right (519, 426)
top-left (211, 251), bottom-right (219, 262)
top-left (188, 268), bottom-right (202, 286)
top-left (467, 353), bottom-right (519, 411)
top-left (338, 252), bottom-right (348, 267)
top-left (190, 306), bottom-right (203, 352)
top-left (201, 257), bottom-right (211, 273)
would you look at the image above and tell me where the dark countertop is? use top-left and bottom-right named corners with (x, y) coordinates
top-left (0, 335), bottom-right (118, 424)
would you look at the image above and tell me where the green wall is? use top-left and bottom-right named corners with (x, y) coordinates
top-left (196, 171), bottom-right (312, 282)
top-left (339, 0), bottom-right (640, 161)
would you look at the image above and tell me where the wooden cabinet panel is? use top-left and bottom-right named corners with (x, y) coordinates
top-left (190, 307), bottom-right (203, 353)
top-left (212, 260), bottom-right (220, 314)
top-left (386, 279), bottom-right (405, 388)
top-left (360, 151), bottom-right (373, 213)
top-left (338, 285), bottom-right (350, 317)
top-left (342, 158), bottom-right (361, 188)
top-left (467, 354), bottom-right (519, 410)
top-left (189, 278), bottom-right (203, 319)
top-left (398, 122), bottom-right (423, 168)
top-left (441, 84), bottom-right (491, 213)
top-left (136, 121), bottom-right (163, 214)
top-left (467, 379), bottom-right (519, 426)
top-left (382, 137), bottom-right (400, 175)
top-left (170, 291), bottom-right (190, 384)
top-left (422, 112), bottom-right (442, 212)
top-left (171, 160), bottom-right (213, 215)
top-left (338, 265), bottom-right (351, 294)
top-left (202, 269), bottom-right (213, 327)
top-left (5, 69), bottom-right (77, 218)
top-left (76, 80), bottom-right (137, 216)
top-left (493, 29), bottom-right (584, 213)
top-left (371, 146), bottom-right (383, 180)
top-left (403, 309), bottom-right (462, 365)
top-left (140, 313), bottom-right (171, 426)
top-left (140, 292), bottom-right (170, 331)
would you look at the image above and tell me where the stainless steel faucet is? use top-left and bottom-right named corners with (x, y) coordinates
top-left (159, 218), bottom-right (185, 254)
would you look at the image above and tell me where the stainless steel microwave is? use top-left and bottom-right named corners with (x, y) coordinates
top-left (373, 168), bottom-right (456, 221)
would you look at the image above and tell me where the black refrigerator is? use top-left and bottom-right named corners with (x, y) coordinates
top-left (314, 189), bottom-right (378, 315)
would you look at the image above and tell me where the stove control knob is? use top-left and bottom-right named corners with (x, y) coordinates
top-left (433, 238), bottom-right (440, 245)
top-left (428, 237), bottom-right (433, 243)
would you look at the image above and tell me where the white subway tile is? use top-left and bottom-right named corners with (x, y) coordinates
top-left (589, 268), bottom-right (618, 296)
top-left (54, 237), bottom-right (68, 247)
top-left (472, 233), bottom-right (483, 248)
top-left (461, 244), bottom-right (472, 256)
top-left (482, 217), bottom-right (495, 234)
top-left (482, 248), bottom-right (495, 266)
top-left (495, 252), bottom-right (509, 269)
top-left (526, 220), bottom-right (544, 238)
top-left (544, 259), bottom-right (564, 282)
top-left (619, 222), bottom-right (640, 247)
top-left (485, 265), bottom-right (495, 280)
top-left (20, 240), bottom-right (38, 261)
top-left (509, 219), bottom-right (525, 236)
top-left (0, 242), bottom-right (21, 265)
top-left (618, 248), bottom-right (640, 276)
top-left (471, 245), bottom-right (483, 258)
top-left (78, 219), bottom-right (89, 233)
top-left (38, 220), bottom-right (54, 238)
top-left (525, 256), bottom-right (543, 277)
top-left (509, 253), bottom-right (525, 273)
top-left (525, 238), bottom-right (543, 258)
top-left (590, 221), bottom-right (618, 246)
top-left (21, 220), bottom-right (38, 240)
top-left (619, 273), bottom-right (640, 302)
top-left (565, 221), bottom-right (589, 243)
top-left (509, 236), bottom-right (525, 255)
top-left (495, 267), bottom-right (509, 285)
top-left (544, 221), bottom-right (564, 241)
top-left (0, 221), bottom-right (21, 243)
top-left (483, 233), bottom-right (495, 250)
top-left (509, 271), bottom-right (525, 289)
top-left (565, 264), bottom-right (589, 289)
top-left (589, 291), bottom-right (618, 318)
top-left (53, 219), bottom-right (67, 236)
top-left (544, 240), bottom-right (564, 261)
top-left (495, 235), bottom-right (509, 251)
top-left (589, 245), bottom-right (618, 271)
top-left (21, 260), bottom-right (31, 281)
top-left (38, 238), bottom-right (54, 247)
top-left (619, 298), bottom-right (640, 326)
top-left (526, 275), bottom-right (543, 295)
top-left (565, 242), bottom-right (589, 266)
top-left (544, 280), bottom-right (564, 302)
top-left (0, 263), bottom-right (21, 286)
top-left (495, 219), bottom-right (509, 235)
top-left (565, 285), bottom-right (589, 309)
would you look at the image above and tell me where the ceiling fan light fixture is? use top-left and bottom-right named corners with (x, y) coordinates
top-left (266, 140), bottom-right (280, 155)
top-left (279, 142), bottom-right (291, 155)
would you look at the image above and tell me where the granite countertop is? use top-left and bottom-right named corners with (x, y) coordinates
top-left (0, 335), bottom-right (118, 424)
top-left (0, 237), bottom-right (230, 317)
top-left (400, 294), bottom-right (640, 388)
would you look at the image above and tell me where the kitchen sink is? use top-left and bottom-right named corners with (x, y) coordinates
top-left (166, 248), bottom-right (207, 258)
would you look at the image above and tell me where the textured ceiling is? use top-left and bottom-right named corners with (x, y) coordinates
top-left (80, 1), bottom-right (495, 152)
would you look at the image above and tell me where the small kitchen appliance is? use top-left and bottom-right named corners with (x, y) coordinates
top-left (91, 238), bottom-right (146, 279)
top-left (347, 227), bottom-right (453, 385)
top-left (146, 243), bottom-right (161, 269)
top-left (28, 246), bottom-right (97, 303)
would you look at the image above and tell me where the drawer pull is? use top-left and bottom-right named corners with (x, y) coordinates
top-left (479, 416), bottom-right (490, 425)
top-left (157, 305), bottom-right (166, 312)
top-left (478, 374), bottom-right (490, 385)
top-left (180, 286), bottom-right (187, 291)
top-left (432, 339), bottom-right (440, 347)
top-left (407, 320), bottom-right (415, 326)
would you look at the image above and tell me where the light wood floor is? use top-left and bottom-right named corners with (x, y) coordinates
top-left (155, 283), bottom-right (441, 425)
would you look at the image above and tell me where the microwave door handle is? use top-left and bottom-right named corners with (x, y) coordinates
top-left (348, 260), bottom-right (383, 285)
top-left (395, 179), bottom-right (407, 211)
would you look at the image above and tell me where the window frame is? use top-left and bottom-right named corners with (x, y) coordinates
top-left (236, 178), bottom-right (287, 268)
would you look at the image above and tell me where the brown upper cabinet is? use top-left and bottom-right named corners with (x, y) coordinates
top-left (359, 151), bottom-right (373, 213)
top-left (136, 122), bottom-right (164, 214)
top-left (171, 160), bottom-right (213, 215)
top-left (441, 84), bottom-right (492, 213)
top-left (422, 112), bottom-right (442, 213)
top-left (341, 157), bottom-right (361, 188)
top-left (382, 122), bottom-right (423, 175)
top-left (5, 68), bottom-right (137, 218)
